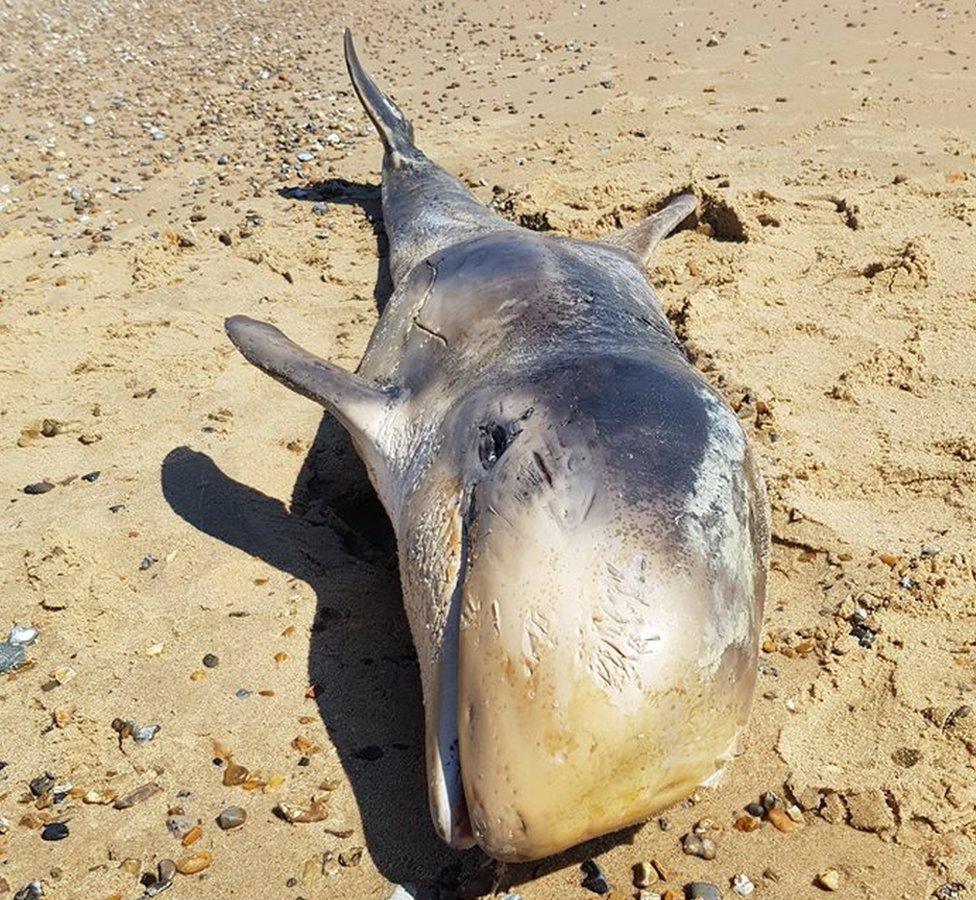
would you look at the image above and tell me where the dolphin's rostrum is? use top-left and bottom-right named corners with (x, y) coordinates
top-left (225, 31), bottom-right (769, 862)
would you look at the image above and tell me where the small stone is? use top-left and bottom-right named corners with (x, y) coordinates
top-left (222, 762), bottom-right (248, 786)
top-left (338, 847), bottom-right (363, 867)
top-left (0, 641), bottom-right (27, 674)
top-left (733, 814), bottom-right (761, 832)
top-left (166, 814), bottom-right (193, 838)
top-left (766, 806), bottom-right (798, 833)
top-left (686, 884), bottom-right (721, 900)
top-left (300, 855), bottom-right (322, 888)
top-left (24, 482), bottom-right (55, 495)
top-left (52, 666), bottom-right (76, 684)
top-left (132, 723), bottom-right (161, 742)
top-left (681, 832), bottom-right (717, 860)
top-left (175, 852), bottom-right (212, 875)
top-left (9, 625), bottom-right (38, 645)
top-left (634, 861), bottom-right (657, 888)
top-left (202, 653), bottom-right (219, 668)
top-left (933, 884), bottom-right (965, 900)
top-left (216, 806), bottom-right (246, 830)
top-left (745, 801), bottom-right (765, 817)
top-left (731, 873), bottom-right (755, 895)
top-left (274, 798), bottom-right (329, 823)
top-left (113, 782), bottom-right (162, 809)
top-left (580, 859), bottom-right (610, 894)
top-left (41, 823), bottom-right (69, 841)
top-left (29, 773), bottom-right (56, 797)
top-left (13, 881), bottom-right (44, 900)
top-left (296, 150), bottom-right (315, 162)
top-left (815, 869), bottom-right (840, 891)
top-left (83, 788), bottom-right (118, 805)
top-left (157, 859), bottom-right (176, 883)
top-left (181, 825), bottom-right (203, 847)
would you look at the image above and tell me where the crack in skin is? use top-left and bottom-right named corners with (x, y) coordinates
top-left (410, 258), bottom-right (449, 346)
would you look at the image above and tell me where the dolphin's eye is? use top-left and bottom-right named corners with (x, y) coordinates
top-left (478, 423), bottom-right (510, 469)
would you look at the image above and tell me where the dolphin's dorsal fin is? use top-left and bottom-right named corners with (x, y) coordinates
top-left (605, 194), bottom-right (697, 264)
top-left (225, 315), bottom-right (401, 470)
top-left (344, 29), bottom-right (419, 167)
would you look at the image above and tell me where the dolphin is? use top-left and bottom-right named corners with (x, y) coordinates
top-left (225, 30), bottom-right (769, 862)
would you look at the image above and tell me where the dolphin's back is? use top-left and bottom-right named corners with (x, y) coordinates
top-left (344, 30), bottom-right (515, 285)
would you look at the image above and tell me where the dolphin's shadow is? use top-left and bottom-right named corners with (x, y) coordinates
top-left (163, 178), bottom-right (643, 896)
top-left (278, 177), bottom-right (393, 313)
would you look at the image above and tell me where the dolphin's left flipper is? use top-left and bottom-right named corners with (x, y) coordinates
top-left (606, 193), bottom-right (698, 264)
top-left (225, 315), bottom-right (401, 479)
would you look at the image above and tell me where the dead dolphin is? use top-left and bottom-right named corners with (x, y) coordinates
top-left (225, 30), bottom-right (769, 862)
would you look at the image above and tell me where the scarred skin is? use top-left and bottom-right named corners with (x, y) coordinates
top-left (225, 31), bottom-right (769, 862)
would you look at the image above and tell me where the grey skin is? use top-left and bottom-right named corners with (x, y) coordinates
top-left (226, 30), bottom-right (769, 863)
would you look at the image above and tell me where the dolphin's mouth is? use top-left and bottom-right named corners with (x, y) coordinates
top-left (428, 502), bottom-right (475, 848)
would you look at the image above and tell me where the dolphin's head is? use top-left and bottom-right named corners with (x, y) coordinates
top-left (405, 352), bottom-right (768, 860)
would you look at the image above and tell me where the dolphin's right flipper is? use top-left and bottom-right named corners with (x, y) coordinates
top-left (605, 194), bottom-right (698, 265)
top-left (225, 315), bottom-right (401, 478)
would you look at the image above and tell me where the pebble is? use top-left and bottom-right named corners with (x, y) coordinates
top-left (13, 881), bottom-right (44, 900)
top-left (157, 859), bottom-right (176, 883)
top-left (580, 859), bottom-right (610, 894)
top-left (933, 885), bottom-right (965, 900)
top-left (338, 847), bottom-right (363, 867)
top-left (165, 814), bottom-right (194, 838)
top-left (634, 861), bottom-right (657, 888)
top-left (113, 782), bottom-right (162, 809)
top-left (175, 852), bottom-right (212, 875)
top-left (686, 884), bottom-right (721, 900)
top-left (40, 823), bottom-right (69, 841)
top-left (0, 640), bottom-right (27, 675)
top-left (274, 798), bottom-right (329, 823)
top-left (745, 801), bottom-right (765, 818)
top-left (766, 806), bottom-right (798, 832)
top-left (733, 814), bottom-right (761, 832)
top-left (9, 625), bottom-right (39, 645)
top-left (815, 869), bottom-right (840, 891)
top-left (681, 832), bottom-right (717, 860)
top-left (82, 788), bottom-right (118, 806)
top-left (202, 653), bottom-right (219, 668)
top-left (29, 773), bottom-right (56, 797)
top-left (731, 873), bottom-right (755, 895)
top-left (216, 805), bottom-right (247, 830)
top-left (222, 762), bottom-right (248, 786)
top-left (23, 482), bottom-right (55, 495)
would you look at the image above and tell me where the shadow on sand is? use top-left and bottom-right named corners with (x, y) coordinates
top-left (161, 179), bottom-right (641, 897)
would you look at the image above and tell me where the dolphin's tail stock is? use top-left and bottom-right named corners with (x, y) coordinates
top-left (344, 29), bottom-right (420, 167)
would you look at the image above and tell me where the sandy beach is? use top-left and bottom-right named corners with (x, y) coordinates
top-left (1, 0), bottom-right (975, 897)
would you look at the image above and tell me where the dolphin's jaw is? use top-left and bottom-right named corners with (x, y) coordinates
top-left (425, 506), bottom-right (477, 850)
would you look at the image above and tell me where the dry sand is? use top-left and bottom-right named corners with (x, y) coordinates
top-left (2, 0), bottom-right (976, 897)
